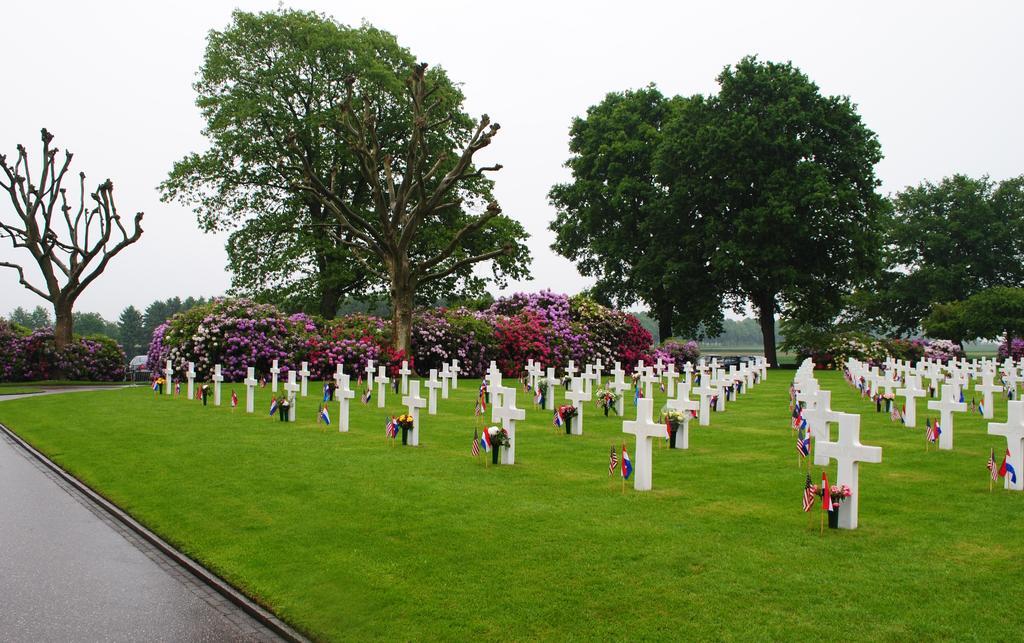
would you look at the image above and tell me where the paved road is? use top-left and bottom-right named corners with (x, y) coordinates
top-left (0, 427), bottom-right (282, 642)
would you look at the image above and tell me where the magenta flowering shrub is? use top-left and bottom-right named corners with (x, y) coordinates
top-left (148, 293), bottom-right (656, 381)
top-left (999, 337), bottom-right (1024, 361)
top-left (0, 321), bottom-right (126, 382)
top-left (652, 340), bottom-right (701, 367)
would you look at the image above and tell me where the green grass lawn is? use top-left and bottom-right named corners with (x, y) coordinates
top-left (0, 385), bottom-right (43, 395)
top-left (1, 371), bottom-right (1022, 640)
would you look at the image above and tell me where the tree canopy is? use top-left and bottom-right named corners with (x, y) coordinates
top-left (656, 56), bottom-right (885, 365)
top-left (865, 174), bottom-right (1024, 336)
top-left (162, 9), bottom-right (530, 328)
top-left (549, 87), bottom-right (722, 341)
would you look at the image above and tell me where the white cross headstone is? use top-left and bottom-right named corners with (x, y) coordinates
top-left (284, 371), bottom-right (300, 422)
top-left (364, 359), bottom-right (375, 390)
top-left (186, 361), bottom-right (196, 400)
top-left (564, 376), bottom-right (592, 435)
top-left (298, 361), bottom-right (310, 397)
top-left (663, 363), bottom-right (678, 399)
top-left (399, 361), bottom-right (412, 395)
top-left (565, 360), bottom-right (577, 381)
top-left (640, 367), bottom-right (659, 400)
top-left (623, 398), bottom-right (666, 491)
top-left (402, 380), bottom-right (427, 446)
top-left (593, 358), bottom-right (604, 388)
top-left (896, 375), bottom-right (926, 428)
top-left (333, 364), bottom-right (345, 393)
top-left (450, 359), bottom-right (460, 389)
top-left (682, 362), bottom-right (694, 388)
top-left (439, 363), bottom-right (451, 399)
top-left (424, 369), bottom-right (441, 415)
top-left (695, 379), bottom-right (714, 426)
top-left (244, 367), bottom-right (258, 413)
top-left (494, 388), bottom-right (526, 465)
top-left (655, 357), bottom-right (665, 376)
top-left (609, 363), bottom-right (629, 417)
top-left (336, 373), bottom-right (354, 432)
top-left (212, 364), bottom-right (224, 406)
top-left (801, 389), bottom-right (843, 442)
top-left (542, 367), bottom-right (559, 411)
top-left (270, 359), bottom-right (280, 393)
top-left (927, 384), bottom-right (967, 450)
top-left (976, 371), bottom-right (1002, 420)
top-left (988, 400), bottom-right (1024, 491)
top-left (375, 366), bottom-right (389, 409)
top-left (813, 411), bottom-right (882, 529)
top-left (163, 360), bottom-right (174, 395)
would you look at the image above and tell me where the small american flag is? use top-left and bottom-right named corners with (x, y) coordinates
top-left (609, 445), bottom-right (618, 475)
top-left (386, 416), bottom-right (397, 438)
top-left (988, 448), bottom-right (998, 480)
top-left (472, 430), bottom-right (481, 457)
top-left (802, 473), bottom-right (815, 512)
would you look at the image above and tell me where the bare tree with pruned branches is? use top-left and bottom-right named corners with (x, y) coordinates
top-left (0, 129), bottom-right (144, 349)
top-left (289, 63), bottom-right (519, 353)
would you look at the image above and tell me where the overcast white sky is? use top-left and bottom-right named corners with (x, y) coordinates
top-left (1, 0), bottom-right (1021, 320)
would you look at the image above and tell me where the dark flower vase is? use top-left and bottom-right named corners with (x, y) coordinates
top-left (669, 424), bottom-right (680, 449)
top-left (828, 508), bottom-right (839, 529)
top-left (564, 418), bottom-right (572, 435)
top-left (401, 426), bottom-right (409, 445)
top-left (604, 405), bottom-right (610, 417)
top-left (492, 444), bottom-right (500, 464)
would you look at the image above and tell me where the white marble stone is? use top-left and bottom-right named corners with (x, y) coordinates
top-left (269, 359), bottom-right (280, 393)
top-left (212, 364), bottom-right (224, 406)
top-left (564, 376), bottom-right (592, 435)
top-left (186, 362), bottom-right (196, 400)
top-left (927, 384), bottom-right (967, 450)
top-left (336, 373), bottom-right (354, 432)
top-left (988, 400), bottom-right (1024, 491)
top-left (402, 380), bottom-right (427, 446)
top-left (450, 359), bottom-right (460, 389)
top-left (813, 410), bottom-right (882, 529)
top-left (494, 387), bottom-right (526, 465)
top-left (425, 369), bottom-right (441, 415)
top-left (375, 366), bottom-right (389, 409)
top-left (623, 398), bottom-right (665, 491)
top-left (243, 367), bottom-right (258, 414)
top-left (163, 360), bottom-right (174, 395)
top-left (399, 361), bottom-right (412, 395)
top-left (283, 371), bottom-right (300, 422)
top-left (298, 361), bottom-right (310, 397)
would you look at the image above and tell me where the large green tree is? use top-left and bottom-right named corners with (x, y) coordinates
top-left (549, 87), bottom-right (722, 341)
top-left (656, 57), bottom-right (885, 366)
top-left (162, 9), bottom-right (529, 330)
top-left (870, 174), bottom-right (1024, 335)
top-left (923, 287), bottom-right (1024, 346)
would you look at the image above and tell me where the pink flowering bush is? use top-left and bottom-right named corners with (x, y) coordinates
top-left (922, 339), bottom-right (964, 363)
top-left (149, 292), bottom-right (655, 381)
top-left (652, 339), bottom-right (701, 366)
top-left (0, 320), bottom-right (126, 382)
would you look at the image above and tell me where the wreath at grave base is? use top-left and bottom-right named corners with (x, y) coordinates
top-left (596, 387), bottom-right (621, 410)
top-left (486, 426), bottom-right (511, 448)
top-left (395, 414), bottom-right (415, 431)
top-left (557, 405), bottom-right (578, 421)
top-left (817, 484), bottom-right (852, 505)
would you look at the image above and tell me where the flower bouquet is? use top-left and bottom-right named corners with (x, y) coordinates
top-left (661, 409), bottom-right (687, 448)
top-left (486, 425), bottom-right (510, 464)
top-left (596, 386), bottom-right (621, 416)
top-left (817, 484), bottom-right (852, 528)
top-left (557, 405), bottom-right (578, 434)
top-left (395, 413), bottom-right (415, 445)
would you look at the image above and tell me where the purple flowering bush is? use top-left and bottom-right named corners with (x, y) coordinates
top-left (0, 320), bottom-right (126, 382)
top-left (148, 293), bottom-right (655, 381)
top-left (999, 337), bottom-right (1024, 361)
top-left (922, 339), bottom-right (964, 363)
top-left (652, 339), bottom-right (701, 367)
top-left (148, 299), bottom-right (314, 382)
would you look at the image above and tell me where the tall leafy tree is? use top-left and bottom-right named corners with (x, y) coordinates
top-left (549, 87), bottom-right (722, 341)
top-left (657, 57), bottom-right (885, 365)
top-left (871, 174), bottom-right (1024, 335)
top-left (8, 305), bottom-right (51, 330)
top-left (162, 9), bottom-right (529, 330)
top-left (72, 311), bottom-right (117, 338)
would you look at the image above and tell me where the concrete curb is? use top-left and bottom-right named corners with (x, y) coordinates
top-left (0, 422), bottom-right (309, 643)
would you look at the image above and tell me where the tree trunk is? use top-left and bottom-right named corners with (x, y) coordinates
top-left (654, 294), bottom-right (674, 344)
top-left (390, 258), bottom-right (415, 355)
top-left (754, 293), bottom-right (779, 368)
top-left (53, 299), bottom-right (74, 350)
top-left (319, 282), bottom-right (341, 320)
